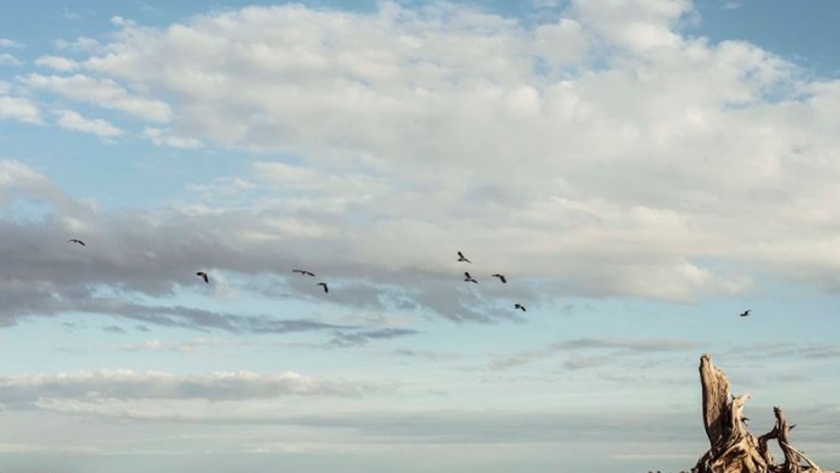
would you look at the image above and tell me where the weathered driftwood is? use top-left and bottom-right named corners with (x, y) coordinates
top-left (691, 354), bottom-right (835, 473)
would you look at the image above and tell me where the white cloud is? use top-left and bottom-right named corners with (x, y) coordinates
top-left (22, 73), bottom-right (171, 122)
top-left (0, 38), bottom-right (23, 48)
top-left (0, 53), bottom-right (22, 66)
top-left (34, 55), bottom-right (78, 71)
top-left (53, 37), bottom-right (100, 52)
top-left (55, 109), bottom-right (123, 138)
top-left (143, 127), bottom-right (203, 149)
top-left (0, 96), bottom-right (41, 123)
top-left (0, 369), bottom-right (392, 407)
top-left (5, 1), bottom-right (840, 304)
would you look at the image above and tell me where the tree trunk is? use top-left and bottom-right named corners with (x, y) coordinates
top-left (690, 354), bottom-right (834, 473)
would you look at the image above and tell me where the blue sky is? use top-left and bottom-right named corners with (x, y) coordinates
top-left (1, 0), bottom-right (840, 472)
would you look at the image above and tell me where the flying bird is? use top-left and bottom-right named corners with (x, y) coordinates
top-left (317, 282), bottom-right (329, 293)
top-left (463, 272), bottom-right (478, 284)
top-left (292, 269), bottom-right (316, 277)
top-left (492, 274), bottom-right (507, 284)
top-left (457, 251), bottom-right (471, 263)
top-left (67, 239), bottom-right (85, 246)
top-left (739, 310), bottom-right (751, 317)
top-left (514, 303), bottom-right (526, 312)
top-left (196, 271), bottom-right (209, 284)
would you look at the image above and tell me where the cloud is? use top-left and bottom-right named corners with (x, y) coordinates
top-left (143, 127), bottom-right (203, 149)
top-left (562, 355), bottom-right (611, 370)
top-left (24, 0), bottom-right (840, 305)
top-left (0, 160), bottom-right (521, 328)
top-left (328, 327), bottom-right (421, 347)
top-left (53, 37), bottom-right (100, 52)
top-left (22, 74), bottom-right (171, 122)
top-left (34, 55), bottom-right (78, 71)
top-left (0, 53), bottom-right (22, 66)
top-left (55, 110), bottom-right (123, 138)
top-left (0, 38), bottom-right (23, 48)
top-left (4, 1), bottom-right (840, 322)
top-left (490, 337), bottom-right (701, 370)
top-left (0, 370), bottom-right (392, 408)
top-left (0, 96), bottom-right (40, 123)
top-left (101, 325), bottom-right (126, 334)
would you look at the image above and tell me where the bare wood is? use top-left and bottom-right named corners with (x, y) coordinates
top-left (698, 354), bottom-right (731, 448)
top-left (690, 355), bottom-right (835, 473)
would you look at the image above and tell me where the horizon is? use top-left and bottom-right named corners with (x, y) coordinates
top-left (1, 0), bottom-right (840, 472)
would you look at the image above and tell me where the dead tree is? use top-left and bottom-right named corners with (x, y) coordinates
top-left (691, 354), bottom-right (835, 473)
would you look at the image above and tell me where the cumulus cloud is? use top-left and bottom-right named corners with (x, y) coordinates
top-left (15, 0), bottom-right (834, 305)
top-left (4, 1), bottom-right (840, 328)
top-left (34, 55), bottom-right (78, 71)
top-left (22, 73), bottom-right (171, 121)
top-left (55, 109), bottom-right (123, 138)
top-left (0, 96), bottom-right (40, 123)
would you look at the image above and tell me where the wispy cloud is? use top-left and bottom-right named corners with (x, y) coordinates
top-left (328, 327), bottom-right (421, 347)
top-left (23, 74), bottom-right (171, 122)
top-left (34, 55), bottom-right (78, 71)
top-left (490, 338), bottom-right (701, 370)
top-left (55, 109), bottom-right (123, 138)
top-left (0, 38), bottom-right (24, 48)
top-left (0, 53), bottom-right (22, 66)
top-left (0, 370), bottom-right (395, 408)
top-left (143, 127), bottom-right (203, 149)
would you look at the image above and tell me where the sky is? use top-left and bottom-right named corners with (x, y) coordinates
top-left (0, 0), bottom-right (839, 471)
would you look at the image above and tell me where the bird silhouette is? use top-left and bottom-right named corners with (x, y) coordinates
top-left (514, 303), bottom-right (526, 312)
top-left (463, 272), bottom-right (478, 284)
top-left (292, 269), bottom-right (315, 277)
top-left (317, 282), bottom-right (329, 293)
top-left (196, 272), bottom-right (209, 284)
top-left (492, 274), bottom-right (507, 283)
top-left (457, 251), bottom-right (471, 263)
top-left (67, 239), bottom-right (85, 246)
top-left (739, 310), bottom-right (751, 317)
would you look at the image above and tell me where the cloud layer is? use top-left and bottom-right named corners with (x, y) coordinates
top-left (3, 0), bottom-right (840, 330)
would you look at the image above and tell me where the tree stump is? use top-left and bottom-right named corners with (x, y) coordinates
top-left (690, 354), bottom-right (835, 473)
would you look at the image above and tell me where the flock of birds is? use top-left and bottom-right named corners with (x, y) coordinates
top-left (67, 240), bottom-right (528, 311)
top-left (66, 239), bottom-right (756, 317)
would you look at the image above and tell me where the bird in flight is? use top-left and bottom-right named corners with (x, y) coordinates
top-left (67, 239), bottom-right (85, 246)
top-left (464, 272), bottom-right (478, 284)
top-left (292, 269), bottom-right (316, 277)
top-left (317, 282), bottom-right (329, 293)
top-left (739, 309), bottom-right (751, 317)
top-left (514, 303), bottom-right (526, 312)
top-left (492, 274), bottom-right (507, 283)
top-left (457, 251), bottom-right (471, 263)
top-left (196, 272), bottom-right (209, 284)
